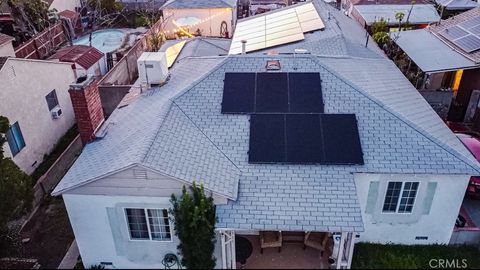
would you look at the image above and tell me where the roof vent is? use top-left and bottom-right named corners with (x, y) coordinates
top-left (294, 48), bottom-right (309, 54)
top-left (266, 60), bottom-right (281, 71)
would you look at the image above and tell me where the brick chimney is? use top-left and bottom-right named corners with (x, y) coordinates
top-left (69, 76), bottom-right (105, 144)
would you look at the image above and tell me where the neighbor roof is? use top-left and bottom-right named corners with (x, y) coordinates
top-left (53, 0), bottom-right (480, 232)
top-left (436, 0), bottom-right (478, 10)
top-left (354, 4), bottom-right (440, 25)
top-left (162, 0), bottom-right (236, 9)
top-left (0, 33), bottom-right (13, 46)
top-left (159, 37), bottom-right (230, 66)
top-left (429, 7), bottom-right (480, 62)
top-left (49, 45), bottom-right (104, 70)
top-left (393, 29), bottom-right (477, 72)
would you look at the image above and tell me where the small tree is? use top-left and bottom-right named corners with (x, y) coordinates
top-left (170, 182), bottom-right (217, 269)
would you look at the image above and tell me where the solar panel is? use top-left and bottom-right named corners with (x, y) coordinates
top-left (288, 73), bottom-right (323, 113)
top-left (249, 113), bottom-right (363, 164)
top-left (249, 114), bottom-right (286, 163)
top-left (453, 34), bottom-right (480, 53)
top-left (321, 114), bottom-right (364, 165)
top-left (229, 2), bottom-right (324, 54)
top-left (285, 114), bottom-right (323, 163)
top-left (459, 17), bottom-right (480, 30)
top-left (255, 73), bottom-right (289, 112)
top-left (164, 41), bottom-right (186, 68)
top-left (440, 26), bottom-right (469, 40)
top-left (471, 25), bottom-right (480, 36)
top-left (221, 73), bottom-right (256, 114)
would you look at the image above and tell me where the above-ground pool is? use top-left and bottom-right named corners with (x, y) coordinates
top-left (74, 29), bottom-right (126, 53)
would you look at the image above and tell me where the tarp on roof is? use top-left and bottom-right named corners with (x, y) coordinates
top-left (436, 0), bottom-right (478, 10)
top-left (354, 4), bottom-right (440, 25)
top-left (393, 29), bottom-right (477, 72)
top-left (49, 45), bottom-right (104, 70)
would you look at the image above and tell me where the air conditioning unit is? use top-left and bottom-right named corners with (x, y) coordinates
top-left (51, 106), bottom-right (63, 119)
top-left (137, 52), bottom-right (169, 86)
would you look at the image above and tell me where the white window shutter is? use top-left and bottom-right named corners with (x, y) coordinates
top-left (422, 182), bottom-right (437, 215)
top-left (365, 181), bottom-right (380, 214)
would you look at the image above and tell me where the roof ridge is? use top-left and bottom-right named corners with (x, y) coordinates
top-left (170, 102), bottom-right (241, 198)
top-left (312, 56), bottom-right (480, 174)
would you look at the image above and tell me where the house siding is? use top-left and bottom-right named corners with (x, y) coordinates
top-left (0, 59), bottom-right (76, 174)
top-left (355, 173), bottom-right (470, 244)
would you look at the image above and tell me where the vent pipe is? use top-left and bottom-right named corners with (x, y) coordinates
top-left (241, 40), bottom-right (247, 55)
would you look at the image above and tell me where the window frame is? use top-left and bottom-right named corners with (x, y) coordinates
top-left (6, 122), bottom-right (26, 157)
top-left (123, 207), bottom-right (173, 242)
top-left (382, 181), bottom-right (419, 214)
top-left (45, 89), bottom-right (59, 111)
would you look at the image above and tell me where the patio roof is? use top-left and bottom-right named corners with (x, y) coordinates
top-left (353, 4), bottom-right (441, 26)
top-left (393, 29), bottom-right (478, 72)
top-left (48, 45), bottom-right (104, 70)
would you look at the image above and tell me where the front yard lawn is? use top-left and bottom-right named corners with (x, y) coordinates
top-left (352, 243), bottom-right (480, 269)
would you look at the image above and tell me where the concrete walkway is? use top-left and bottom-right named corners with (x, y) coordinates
top-left (58, 240), bottom-right (79, 269)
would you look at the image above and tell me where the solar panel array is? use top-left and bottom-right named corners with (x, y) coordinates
top-left (440, 17), bottom-right (480, 53)
top-left (221, 72), bottom-right (324, 114)
top-left (221, 72), bottom-right (364, 165)
top-left (229, 2), bottom-right (325, 54)
top-left (249, 114), bottom-right (364, 164)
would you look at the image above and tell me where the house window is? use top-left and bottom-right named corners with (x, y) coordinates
top-left (125, 208), bottom-right (171, 241)
top-left (382, 182), bottom-right (419, 213)
top-left (45, 90), bottom-right (59, 111)
top-left (6, 122), bottom-right (26, 157)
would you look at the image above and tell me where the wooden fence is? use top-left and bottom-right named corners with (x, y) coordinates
top-left (32, 136), bottom-right (83, 206)
top-left (14, 22), bottom-right (68, 59)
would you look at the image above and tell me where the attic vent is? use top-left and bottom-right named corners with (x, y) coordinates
top-left (415, 236), bottom-right (428, 240)
top-left (133, 169), bottom-right (148, 179)
top-left (266, 60), bottom-right (281, 71)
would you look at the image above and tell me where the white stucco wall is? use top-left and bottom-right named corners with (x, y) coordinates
top-left (62, 166), bottom-right (228, 269)
top-left (0, 59), bottom-right (76, 174)
top-left (163, 8), bottom-right (235, 38)
top-left (64, 194), bottom-right (181, 269)
top-left (50, 0), bottom-right (81, 12)
top-left (0, 41), bottom-right (15, 57)
top-left (355, 173), bottom-right (470, 244)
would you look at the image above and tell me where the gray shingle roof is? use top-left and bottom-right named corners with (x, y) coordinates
top-left (53, 0), bottom-right (480, 232)
top-left (52, 57), bottom-right (241, 199)
top-left (162, 0), bottom-right (237, 9)
top-left (171, 55), bottom-right (480, 232)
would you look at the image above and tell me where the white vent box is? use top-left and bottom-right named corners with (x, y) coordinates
top-left (137, 52), bottom-right (169, 85)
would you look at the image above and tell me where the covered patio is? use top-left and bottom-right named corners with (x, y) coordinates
top-left (219, 231), bottom-right (356, 269)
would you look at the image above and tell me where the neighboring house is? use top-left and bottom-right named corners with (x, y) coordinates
top-left (350, 4), bottom-right (441, 30)
top-left (0, 57), bottom-right (76, 174)
top-left (161, 0), bottom-right (237, 38)
top-left (436, 0), bottom-right (478, 13)
top-left (54, 1), bottom-right (480, 269)
top-left (49, 0), bottom-right (82, 12)
top-left (48, 45), bottom-right (105, 77)
top-left (393, 8), bottom-right (480, 122)
top-left (0, 33), bottom-right (14, 57)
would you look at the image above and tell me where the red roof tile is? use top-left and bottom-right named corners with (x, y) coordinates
top-left (49, 45), bottom-right (104, 70)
